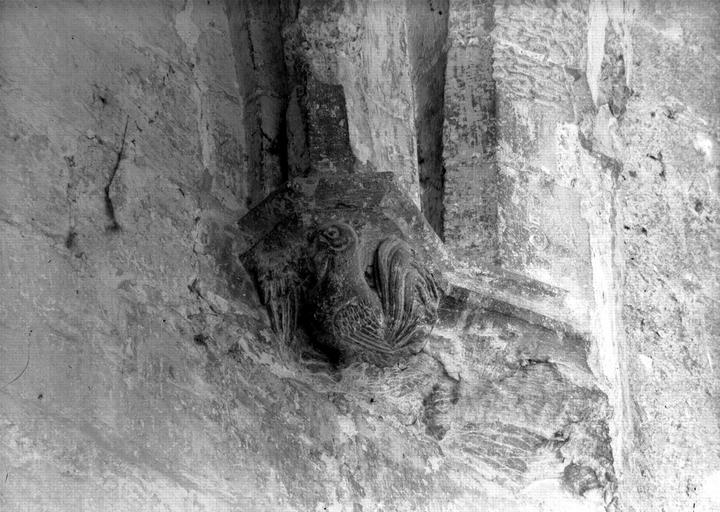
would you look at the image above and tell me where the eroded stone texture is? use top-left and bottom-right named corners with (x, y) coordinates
top-left (407, 0), bottom-right (450, 235)
top-left (283, 0), bottom-right (449, 230)
top-left (486, 3), bottom-right (634, 510)
top-left (303, 78), bottom-right (355, 172)
top-left (612, 2), bottom-right (720, 510)
top-left (443, 0), bottom-right (498, 264)
top-left (235, 171), bottom-right (615, 509)
top-left (423, 286), bottom-right (614, 509)
top-left (282, 0), bottom-right (419, 200)
top-left (0, 1), bottom-right (266, 510)
top-left (225, 0), bottom-right (289, 207)
top-left (492, 0), bottom-right (598, 323)
top-left (474, 1), bottom-right (720, 510)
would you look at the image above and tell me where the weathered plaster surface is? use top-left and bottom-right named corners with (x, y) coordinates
top-left (0, 1), bottom-right (264, 509)
top-left (441, 1), bottom-right (719, 510)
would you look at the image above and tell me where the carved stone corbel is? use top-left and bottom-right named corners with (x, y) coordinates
top-left (237, 171), bottom-right (444, 366)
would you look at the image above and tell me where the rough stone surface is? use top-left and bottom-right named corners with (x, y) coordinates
top-left (486, 10), bottom-right (632, 511)
top-left (440, 1), bottom-right (720, 510)
top-left (225, 0), bottom-right (289, 207)
top-left (1, 0), bottom-right (717, 511)
top-left (407, 0), bottom-right (450, 235)
top-left (491, 0), bottom-right (598, 324)
top-left (443, 0), bottom-right (498, 264)
top-left (282, 0), bottom-right (421, 203)
top-left (613, 1), bottom-right (720, 510)
top-left (0, 2), bottom-right (612, 510)
top-left (283, 0), bottom-right (449, 230)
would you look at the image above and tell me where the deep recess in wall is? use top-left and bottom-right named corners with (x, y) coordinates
top-left (225, 0), bottom-right (290, 208)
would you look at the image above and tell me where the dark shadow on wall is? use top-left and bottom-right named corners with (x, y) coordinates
top-left (224, 0), bottom-right (290, 209)
top-left (408, 0), bottom-right (450, 239)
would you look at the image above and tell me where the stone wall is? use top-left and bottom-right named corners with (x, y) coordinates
top-left (0, 1), bottom-right (717, 511)
top-left (0, 1), bottom-right (268, 509)
top-left (0, 1), bottom-right (606, 510)
top-left (443, 0), bottom-right (498, 264)
top-left (225, 0), bottom-right (289, 207)
top-left (282, 0), bottom-right (449, 231)
top-left (615, 1), bottom-right (720, 510)
top-left (440, 1), bottom-right (720, 510)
